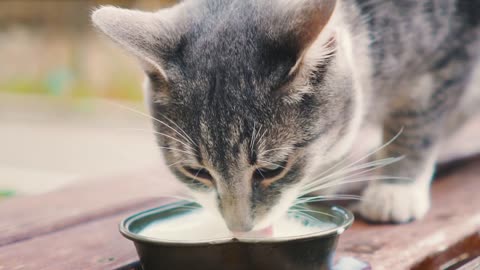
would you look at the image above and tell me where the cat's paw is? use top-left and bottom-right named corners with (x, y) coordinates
top-left (356, 183), bottom-right (430, 223)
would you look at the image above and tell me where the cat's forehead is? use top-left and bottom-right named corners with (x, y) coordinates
top-left (162, 6), bottom-right (298, 92)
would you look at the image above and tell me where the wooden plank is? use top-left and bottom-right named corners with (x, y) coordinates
top-left (336, 156), bottom-right (480, 270)
top-left (458, 257), bottom-right (480, 270)
top-left (411, 231), bottom-right (480, 270)
top-left (0, 211), bottom-right (144, 270)
top-left (0, 168), bottom-right (183, 247)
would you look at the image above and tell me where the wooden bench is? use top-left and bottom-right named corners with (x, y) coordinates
top-left (1, 119), bottom-right (479, 270)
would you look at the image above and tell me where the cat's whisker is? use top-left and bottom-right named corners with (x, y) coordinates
top-left (296, 194), bottom-right (363, 201)
top-left (293, 194), bottom-right (363, 205)
top-left (300, 132), bottom-right (403, 188)
top-left (295, 197), bottom-right (364, 204)
top-left (301, 156), bottom-right (403, 192)
top-left (115, 128), bottom-right (195, 151)
top-left (290, 209), bottom-right (335, 219)
top-left (299, 161), bottom-right (404, 196)
top-left (305, 127), bottom-right (404, 187)
top-left (334, 127), bottom-right (404, 171)
top-left (250, 122), bottom-right (257, 153)
top-left (166, 160), bottom-right (185, 168)
top-left (256, 168), bottom-right (266, 180)
top-left (306, 176), bottom-right (412, 194)
top-left (317, 157), bottom-right (404, 184)
top-left (300, 175), bottom-right (412, 193)
top-left (158, 146), bottom-right (197, 156)
top-left (192, 167), bottom-right (204, 181)
top-left (261, 147), bottom-right (295, 155)
top-left (307, 153), bottom-right (356, 186)
top-left (315, 156), bottom-right (404, 185)
top-left (300, 172), bottom-right (385, 197)
top-left (256, 126), bottom-right (268, 151)
top-left (289, 207), bottom-right (336, 219)
top-left (290, 207), bottom-right (338, 218)
top-left (257, 159), bottom-right (286, 169)
top-left (159, 114), bottom-right (198, 147)
top-left (106, 101), bottom-right (196, 150)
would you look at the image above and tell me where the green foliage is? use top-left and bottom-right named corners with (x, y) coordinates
top-left (0, 190), bottom-right (16, 199)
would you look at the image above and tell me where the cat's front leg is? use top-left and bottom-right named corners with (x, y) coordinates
top-left (356, 127), bottom-right (436, 223)
top-left (358, 71), bottom-right (467, 223)
top-left (357, 147), bottom-right (435, 223)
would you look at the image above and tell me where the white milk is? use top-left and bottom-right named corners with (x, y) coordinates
top-left (139, 208), bottom-right (337, 241)
top-left (140, 210), bottom-right (231, 241)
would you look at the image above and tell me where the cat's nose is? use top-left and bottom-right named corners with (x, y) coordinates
top-left (216, 182), bottom-right (254, 232)
top-left (227, 221), bottom-right (254, 233)
top-left (219, 201), bottom-right (254, 232)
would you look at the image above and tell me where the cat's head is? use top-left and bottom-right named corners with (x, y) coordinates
top-left (93, 0), bottom-right (361, 232)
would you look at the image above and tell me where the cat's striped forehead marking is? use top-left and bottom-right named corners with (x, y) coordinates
top-left (201, 124), bottom-right (253, 172)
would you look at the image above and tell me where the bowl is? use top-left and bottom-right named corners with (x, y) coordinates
top-left (120, 200), bottom-right (353, 270)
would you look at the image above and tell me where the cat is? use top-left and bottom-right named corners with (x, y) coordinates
top-left (92, 0), bottom-right (480, 232)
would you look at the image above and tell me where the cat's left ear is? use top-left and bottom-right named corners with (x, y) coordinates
top-left (270, 0), bottom-right (336, 55)
top-left (91, 5), bottom-right (184, 81)
top-left (270, 0), bottom-right (337, 101)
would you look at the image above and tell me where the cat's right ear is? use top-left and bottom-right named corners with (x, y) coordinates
top-left (91, 5), bottom-right (182, 83)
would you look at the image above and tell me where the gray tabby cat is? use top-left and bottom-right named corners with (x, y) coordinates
top-left (92, 0), bottom-right (480, 232)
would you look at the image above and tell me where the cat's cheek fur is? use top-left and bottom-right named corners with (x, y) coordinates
top-left (302, 89), bottom-right (364, 194)
top-left (190, 190), bottom-right (225, 221)
top-left (303, 129), bottom-right (354, 184)
top-left (253, 186), bottom-right (301, 230)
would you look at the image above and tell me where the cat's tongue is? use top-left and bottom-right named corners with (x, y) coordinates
top-left (232, 225), bottom-right (273, 238)
top-left (257, 225), bottom-right (273, 236)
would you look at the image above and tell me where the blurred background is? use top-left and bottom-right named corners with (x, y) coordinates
top-left (0, 0), bottom-right (176, 199)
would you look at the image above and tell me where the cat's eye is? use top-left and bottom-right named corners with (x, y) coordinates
top-left (253, 161), bottom-right (287, 182)
top-left (182, 166), bottom-right (213, 183)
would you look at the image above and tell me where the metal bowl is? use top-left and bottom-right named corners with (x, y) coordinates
top-left (120, 200), bottom-right (353, 270)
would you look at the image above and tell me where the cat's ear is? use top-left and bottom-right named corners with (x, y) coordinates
top-left (91, 5), bottom-right (182, 80)
top-left (272, 0), bottom-right (336, 53)
top-left (270, 0), bottom-right (337, 102)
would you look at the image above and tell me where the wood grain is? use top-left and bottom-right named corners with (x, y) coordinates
top-left (0, 168), bottom-right (183, 247)
top-left (458, 257), bottom-right (480, 270)
top-left (0, 211), bottom-right (143, 270)
top-left (336, 156), bottom-right (480, 270)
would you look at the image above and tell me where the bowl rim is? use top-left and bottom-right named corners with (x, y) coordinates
top-left (119, 200), bottom-right (354, 246)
